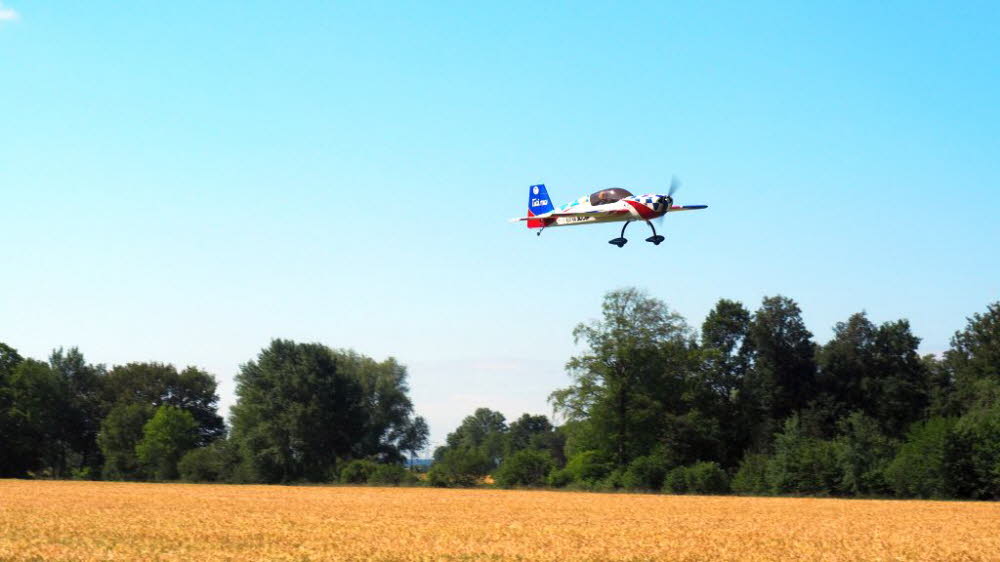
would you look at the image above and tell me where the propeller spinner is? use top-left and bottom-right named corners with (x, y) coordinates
top-left (656, 176), bottom-right (681, 217)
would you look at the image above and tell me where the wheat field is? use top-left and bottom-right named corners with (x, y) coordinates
top-left (1, 480), bottom-right (998, 561)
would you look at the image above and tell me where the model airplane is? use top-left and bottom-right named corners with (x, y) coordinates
top-left (511, 178), bottom-right (707, 247)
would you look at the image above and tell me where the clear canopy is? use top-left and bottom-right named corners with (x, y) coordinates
top-left (589, 188), bottom-right (634, 206)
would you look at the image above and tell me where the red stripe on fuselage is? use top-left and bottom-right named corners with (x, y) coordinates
top-left (624, 199), bottom-right (658, 220)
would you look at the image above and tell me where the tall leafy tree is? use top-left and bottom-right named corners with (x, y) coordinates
top-left (98, 403), bottom-right (154, 480)
top-left (399, 415), bottom-right (430, 465)
top-left (101, 362), bottom-right (224, 446)
top-left (136, 405), bottom-right (198, 480)
top-left (337, 352), bottom-right (426, 462)
top-left (48, 347), bottom-right (106, 475)
top-left (869, 319), bottom-right (929, 436)
top-left (1, 359), bottom-right (69, 477)
top-left (943, 302), bottom-right (1000, 413)
top-left (230, 340), bottom-right (369, 482)
top-left (816, 313), bottom-right (928, 437)
top-left (550, 288), bottom-right (692, 466)
top-left (835, 412), bottom-right (897, 495)
top-left (435, 408), bottom-right (508, 468)
top-left (699, 299), bottom-right (753, 465)
top-left (0, 342), bottom-right (25, 476)
top-left (747, 296), bottom-right (817, 436)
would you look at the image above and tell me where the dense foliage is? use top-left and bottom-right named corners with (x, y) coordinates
top-left (0, 340), bottom-right (427, 484)
top-left (3, 290), bottom-right (1000, 499)
top-left (433, 289), bottom-right (1000, 499)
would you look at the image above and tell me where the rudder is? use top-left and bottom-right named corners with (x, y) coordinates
top-left (527, 184), bottom-right (554, 229)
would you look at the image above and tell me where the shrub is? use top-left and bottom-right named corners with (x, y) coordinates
top-left (70, 466), bottom-right (95, 481)
top-left (428, 448), bottom-right (491, 487)
top-left (368, 463), bottom-right (417, 486)
top-left (595, 468), bottom-right (625, 491)
top-left (946, 405), bottom-right (1000, 499)
top-left (340, 460), bottom-right (379, 484)
top-left (836, 412), bottom-right (897, 496)
top-left (663, 466), bottom-right (691, 494)
top-left (731, 453), bottom-right (770, 495)
top-left (622, 454), bottom-right (668, 491)
top-left (563, 450), bottom-right (614, 485)
top-left (766, 416), bottom-right (841, 495)
top-left (182, 440), bottom-right (240, 483)
top-left (494, 450), bottom-right (554, 488)
top-left (663, 462), bottom-right (729, 495)
top-left (547, 467), bottom-right (573, 488)
top-left (687, 461), bottom-right (729, 494)
top-left (885, 417), bottom-right (955, 498)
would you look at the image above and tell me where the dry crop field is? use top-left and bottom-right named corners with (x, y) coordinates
top-left (2, 480), bottom-right (999, 561)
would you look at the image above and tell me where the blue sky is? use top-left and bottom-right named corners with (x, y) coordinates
top-left (2, 2), bottom-right (998, 449)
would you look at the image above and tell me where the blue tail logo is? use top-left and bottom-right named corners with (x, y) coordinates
top-left (528, 184), bottom-right (554, 216)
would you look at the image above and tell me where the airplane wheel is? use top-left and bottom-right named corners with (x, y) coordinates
top-left (609, 238), bottom-right (628, 248)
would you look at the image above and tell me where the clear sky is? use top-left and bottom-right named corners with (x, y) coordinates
top-left (2, 2), bottom-right (998, 451)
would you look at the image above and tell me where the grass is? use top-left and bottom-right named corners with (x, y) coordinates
top-left (1, 479), bottom-right (998, 560)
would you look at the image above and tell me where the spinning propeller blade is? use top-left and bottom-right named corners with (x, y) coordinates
top-left (655, 176), bottom-right (681, 225)
top-left (667, 175), bottom-right (681, 198)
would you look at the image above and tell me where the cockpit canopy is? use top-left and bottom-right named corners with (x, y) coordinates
top-left (589, 188), bottom-right (634, 206)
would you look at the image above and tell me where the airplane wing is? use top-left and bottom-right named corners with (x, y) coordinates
top-left (509, 209), bottom-right (630, 222)
top-left (667, 205), bottom-right (708, 212)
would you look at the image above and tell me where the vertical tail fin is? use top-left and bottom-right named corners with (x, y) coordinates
top-left (527, 184), bottom-right (554, 229)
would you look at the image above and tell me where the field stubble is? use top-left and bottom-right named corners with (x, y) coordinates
top-left (1, 480), bottom-right (998, 560)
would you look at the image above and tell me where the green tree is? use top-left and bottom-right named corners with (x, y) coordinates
top-left (550, 288), bottom-right (692, 467)
top-left (428, 447), bottom-right (492, 487)
top-left (48, 347), bottom-right (106, 477)
top-left (178, 440), bottom-right (240, 482)
top-left (230, 340), bottom-right (369, 483)
top-left (136, 405), bottom-right (198, 480)
top-left (663, 461), bottom-right (729, 495)
top-left (622, 453), bottom-right (669, 490)
top-left (434, 408), bottom-right (508, 469)
top-left (748, 296), bottom-right (817, 429)
top-left (337, 352), bottom-right (428, 462)
top-left (494, 449), bottom-right (554, 487)
top-left (368, 463), bottom-right (417, 485)
top-left (1, 358), bottom-right (69, 477)
top-left (503, 413), bottom-right (565, 466)
top-left (835, 412), bottom-right (897, 495)
top-left (399, 415), bottom-right (430, 467)
top-left (0, 342), bottom-right (20, 476)
top-left (942, 302), bottom-right (1000, 413)
top-left (101, 362), bottom-right (224, 446)
top-left (731, 453), bottom-right (770, 495)
top-left (766, 415), bottom-right (841, 495)
top-left (548, 450), bottom-right (614, 488)
top-left (885, 417), bottom-right (956, 498)
top-left (339, 459), bottom-right (380, 484)
top-left (699, 299), bottom-right (754, 465)
top-left (945, 403), bottom-right (1000, 499)
top-left (98, 403), bottom-right (153, 480)
top-left (816, 313), bottom-right (928, 438)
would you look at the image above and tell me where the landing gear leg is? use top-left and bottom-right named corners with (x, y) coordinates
top-left (645, 222), bottom-right (665, 245)
top-left (609, 221), bottom-right (631, 248)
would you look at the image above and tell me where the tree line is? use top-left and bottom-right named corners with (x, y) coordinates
top-left (0, 340), bottom-right (428, 483)
top-left (3, 290), bottom-right (999, 499)
top-left (431, 289), bottom-right (1000, 499)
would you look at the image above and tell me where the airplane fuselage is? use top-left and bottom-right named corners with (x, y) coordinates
top-left (548, 194), bottom-right (667, 227)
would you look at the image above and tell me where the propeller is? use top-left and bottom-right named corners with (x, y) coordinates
top-left (654, 176), bottom-right (681, 224)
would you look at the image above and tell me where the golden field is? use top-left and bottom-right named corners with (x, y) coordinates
top-left (1, 480), bottom-right (999, 561)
